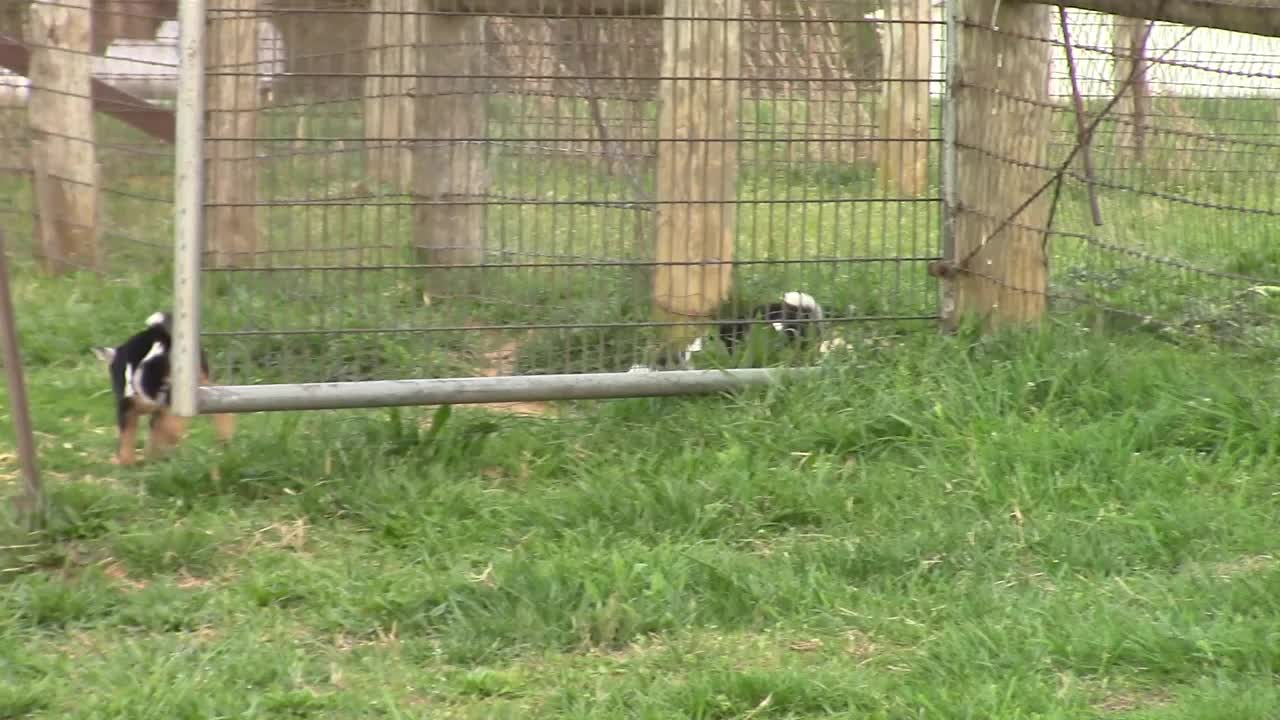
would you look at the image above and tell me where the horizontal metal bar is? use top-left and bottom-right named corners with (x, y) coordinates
top-left (199, 368), bottom-right (817, 414)
top-left (201, 314), bottom-right (940, 338)
top-left (206, 196), bottom-right (943, 209)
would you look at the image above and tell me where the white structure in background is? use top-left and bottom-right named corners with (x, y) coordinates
top-left (0, 19), bottom-right (284, 107)
top-left (864, 4), bottom-right (1280, 99)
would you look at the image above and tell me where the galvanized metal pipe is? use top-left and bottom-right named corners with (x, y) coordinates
top-left (172, 0), bottom-right (206, 418)
top-left (939, 0), bottom-right (959, 331)
top-left (198, 368), bottom-right (817, 414)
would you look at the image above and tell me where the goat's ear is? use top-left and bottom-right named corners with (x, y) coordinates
top-left (91, 346), bottom-right (116, 364)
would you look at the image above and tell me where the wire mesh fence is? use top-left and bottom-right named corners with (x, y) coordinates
top-left (196, 0), bottom-right (945, 388)
top-left (5, 1), bottom-right (1277, 408)
top-left (1044, 11), bottom-right (1280, 346)
top-left (0, 0), bottom-right (188, 276)
top-left (944, 6), bottom-right (1280, 347)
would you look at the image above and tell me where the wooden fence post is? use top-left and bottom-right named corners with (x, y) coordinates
top-left (949, 0), bottom-right (1053, 329)
top-left (877, 0), bottom-right (932, 197)
top-left (206, 0), bottom-right (261, 268)
top-left (27, 0), bottom-right (99, 274)
top-left (365, 0), bottom-right (420, 190)
top-left (412, 10), bottom-right (489, 293)
top-left (1112, 15), bottom-right (1150, 162)
top-left (652, 0), bottom-right (742, 353)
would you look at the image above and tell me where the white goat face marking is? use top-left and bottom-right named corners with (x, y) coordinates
top-left (146, 312), bottom-right (166, 327)
top-left (782, 291), bottom-right (817, 310)
top-left (771, 321), bottom-right (785, 332)
top-left (782, 291), bottom-right (823, 320)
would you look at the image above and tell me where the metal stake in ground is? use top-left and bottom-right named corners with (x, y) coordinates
top-left (0, 227), bottom-right (45, 530)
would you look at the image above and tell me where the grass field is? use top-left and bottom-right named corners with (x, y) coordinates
top-left (4, 284), bottom-right (1280, 717)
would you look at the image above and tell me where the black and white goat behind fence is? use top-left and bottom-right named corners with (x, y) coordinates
top-left (632, 290), bottom-right (847, 372)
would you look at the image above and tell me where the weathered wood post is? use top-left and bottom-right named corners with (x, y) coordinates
top-left (947, 0), bottom-right (1053, 329)
top-left (877, 0), bottom-right (932, 197)
top-left (1111, 15), bottom-right (1150, 162)
top-left (205, 0), bottom-right (262, 268)
top-left (365, 0), bottom-right (420, 190)
top-left (27, 0), bottom-right (99, 274)
top-left (652, 0), bottom-right (742, 354)
top-left (270, 0), bottom-right (368, 101)
top-left (93, 0), bottom-right (171, 53)
top-left (412, 7), bottom-right (489, 293)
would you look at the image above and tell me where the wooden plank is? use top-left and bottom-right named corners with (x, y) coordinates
top-left (1045, 0), bottom-right (1280, 39)
top-left (0, 32), bottom-right (175, 143)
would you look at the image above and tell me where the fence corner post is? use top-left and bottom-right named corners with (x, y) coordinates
top-left (950, 0), bottom-right (1052, 331)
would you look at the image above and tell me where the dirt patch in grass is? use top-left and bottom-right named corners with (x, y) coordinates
top-left (1092, 687), bottom-right (1174, 714)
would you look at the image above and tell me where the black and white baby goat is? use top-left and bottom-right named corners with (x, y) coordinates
top-left (631, 291), bottom-right (830, 372)
top-left (92, 312), bottom-right (235, 465)
top-left (714, 290), bottom-right (825, 357)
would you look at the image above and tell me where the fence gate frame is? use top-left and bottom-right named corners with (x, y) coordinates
top-left (170, 0), bottom-right (955, 418)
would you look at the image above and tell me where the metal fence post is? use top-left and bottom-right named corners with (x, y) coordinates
top-left (173, 0), bottom-right (207, 418)
top-left (939, 0), bottom-right (959, 333)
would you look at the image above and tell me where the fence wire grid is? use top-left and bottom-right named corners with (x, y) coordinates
top-left (194, 0), bottom-right (944, 386)
top-left (951, 7), bottom-right (1280, 347)
top-left (1, 0), bottom-right (183, 276)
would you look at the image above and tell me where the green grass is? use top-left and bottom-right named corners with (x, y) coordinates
top-left (4, 267), bottom-right (1280, 716)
